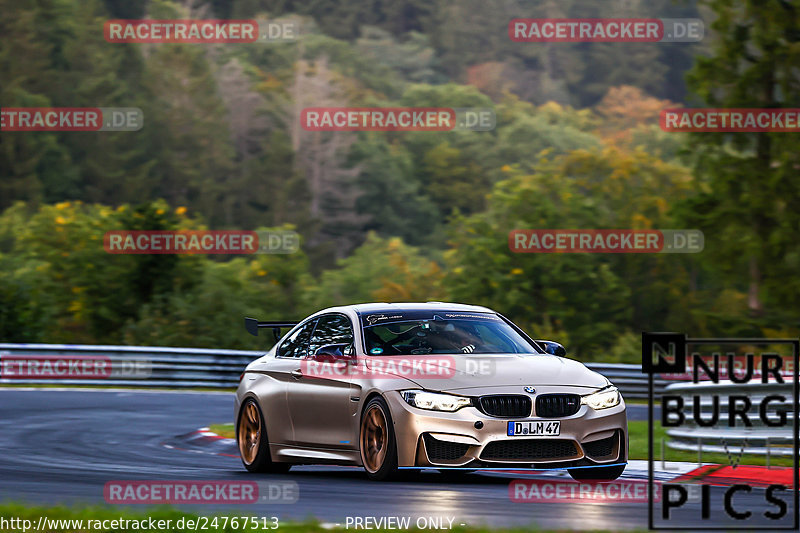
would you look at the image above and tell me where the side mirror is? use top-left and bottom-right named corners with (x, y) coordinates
top-left (537, 340), bottom-right (567, 357)
top-left (313, 343), bottom-right (355, 363)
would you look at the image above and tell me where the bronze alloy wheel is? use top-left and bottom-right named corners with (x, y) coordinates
top-left (237, 398), bottom-right (291, 474)
top-left (360, 405), bottom-right (388, 472)
top-left (359, 397), bottom-right (398, 480)
top-left (239, 400), bottom-right (261, 465)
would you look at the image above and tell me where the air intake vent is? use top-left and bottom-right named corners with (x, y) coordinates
top-left (476, 395), bottom-right (531, 418)
top-left (582, 433), bottom-right (618, 459)
top-left (480, 439), bottom-right (578, 461)
top-left (535, 394), bottom-right (581, 418)
top-left (423, 434), bottom-right (471, 461)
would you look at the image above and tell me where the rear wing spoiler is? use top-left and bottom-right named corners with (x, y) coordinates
top-left (244, 317), bottom-right (298, 340)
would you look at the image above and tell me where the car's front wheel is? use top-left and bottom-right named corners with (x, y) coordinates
top-left (237, 398), bottom-right (291, 473)
top-left (568, 464), bottom-right (625, 481)
top-left (359, 397), bottom-right (399, 481)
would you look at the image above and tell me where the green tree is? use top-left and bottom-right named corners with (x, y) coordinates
top-left (0, 0), bottom-right (81, 208)
top-left (300, 233), bottom-right (445, 312)
top-left (123, 224), bottom-right (310, 350)
top-left (680, 0), bottom-right (800, 323)
top-left (444, 147), bottom-right (696, 358)
top-left (348, 135), bottom-right (439, 246)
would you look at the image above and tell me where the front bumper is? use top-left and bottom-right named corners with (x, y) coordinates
top-left (385, 388), bottom-right (628, 468)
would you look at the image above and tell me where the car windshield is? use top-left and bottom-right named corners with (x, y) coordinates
top-left (361, 314), bottom-right (540, 355)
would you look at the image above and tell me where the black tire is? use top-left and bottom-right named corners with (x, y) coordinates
top-left (568, 464), bottom-right (625, 481)
top-left (359, 397), bottom-right (399, 481)
top-left (237, 397), bottom-right (291, 474)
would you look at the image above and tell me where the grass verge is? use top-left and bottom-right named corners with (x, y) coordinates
top-left (627, 420), bottom-right (793, 467)
top-left (209, 423), bottom-right (235, 438)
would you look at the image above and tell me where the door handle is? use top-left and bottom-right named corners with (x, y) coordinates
top-left (290, 369), bottom-right (302, 379)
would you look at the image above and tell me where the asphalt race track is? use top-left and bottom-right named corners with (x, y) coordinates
top-left (0, 389), bottom-right (793, 530)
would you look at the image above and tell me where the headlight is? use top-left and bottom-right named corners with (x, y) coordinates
top-left (401, 390), bottom-right (471, 412)
top-left (581, 386), bottom-right (621, 410)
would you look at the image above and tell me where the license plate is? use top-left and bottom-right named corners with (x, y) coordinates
top-left (507, 420), bottom-right (560, 436)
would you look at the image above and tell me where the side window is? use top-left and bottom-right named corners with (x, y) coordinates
top-left (473, 324), bottom-right (515, 353)
top-left (308, 314), bottom-right (355, 356)
top-left (277, 319), bottom-right (317, 358)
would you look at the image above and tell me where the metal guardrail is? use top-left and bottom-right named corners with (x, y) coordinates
top-left (663, 380), bottom-right (795, 457)
top-left (0, 343), bottom-right (260, 388)
top-left (0, 344), bottom-right (659, 397)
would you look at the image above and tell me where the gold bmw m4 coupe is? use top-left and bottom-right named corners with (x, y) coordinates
top-left (235, 302), bottom-right (627, 481)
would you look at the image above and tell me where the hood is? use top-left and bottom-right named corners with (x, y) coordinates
top-left (367, 353), bottom-right (610, 392)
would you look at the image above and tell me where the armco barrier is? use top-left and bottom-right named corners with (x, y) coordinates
top-left (663, 380), bottom-right (795, 456)
top-left (0, 343), bottom-right (260, 388)
top-left (0, 344), bottom-right (660, 397)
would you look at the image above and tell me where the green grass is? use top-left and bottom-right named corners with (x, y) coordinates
top-left (209, 423), bottom-right (235, 438)
top-left (0, 503), bottom-right (647, 532)
top-left (621, 398), bottom-right (648, 405)
top-left (626, 420), bottom-right (793, 467)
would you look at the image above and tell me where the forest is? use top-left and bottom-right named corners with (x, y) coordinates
top-left (1, 0), bottom-right (799, 362)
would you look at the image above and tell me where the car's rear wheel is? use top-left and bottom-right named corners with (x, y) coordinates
top-left (359, 397), bottom-right (399, 481)
top-left (568, 464), bottom-right (625, 481)
top-left (238, 398), bottom-right (291, 473)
